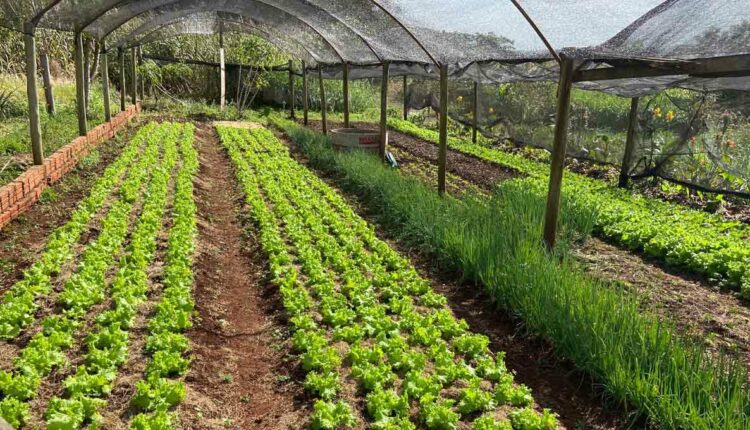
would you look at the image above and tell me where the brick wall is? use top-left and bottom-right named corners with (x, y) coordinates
top-left (0, 103), bottom-right (142, 229)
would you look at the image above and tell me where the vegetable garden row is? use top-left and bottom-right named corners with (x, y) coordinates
top-left (219, 125), bottom-right (557, 430)
top-left (0, 122), bottom-right (198, 428)
top-left (374, 117), bottom-right (750, 294)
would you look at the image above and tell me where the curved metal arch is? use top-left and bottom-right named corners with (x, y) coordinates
top-left (29, 0), bottom-right (65, 26)
top-left (122, 13), bottom-right (321, 65)
top-left (367, 0), bottom-right (438, 67)
top-left (84, 0), bottom-right (383, 63)
top-left (103, 0), bottom-right (346, 63)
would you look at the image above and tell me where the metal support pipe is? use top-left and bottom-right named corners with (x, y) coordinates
top-left (40, 51), bottom-right (55, 116)
top-left (619, 97), bottom-right (640, 188)
top-left (130, 48), bottom-right (137, 105)
top-left (472, 81), bottom-right (479, 143)
top-left (403, 75), bottom-right (408, 120)
top-left (101, 43), bottom-right (111, 122)
top-left (543, 57), bottom-right (575, 248)
top-left (118, 47), bottom-right (126, 112)
top-left (24, 23), bottom-right (43, 165)
top-left (318, 66), bottom-right (327, 135)
top-left (343, 62), bottom-right (350, 128)
top-left (302, 61), bottom-right (309, 126)
top-left (438, 64), bottom-right (448, 195)
top-left (288, 60), bottom-right (295, 119)
top-left (379, 61), bottom-right (390, 162)
top-left (74, 32), bottom-right (87, 136)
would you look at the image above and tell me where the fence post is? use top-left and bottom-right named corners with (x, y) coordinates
top-left (101, 42), bottom-right (111, 122)
top-left (24, 22), bottom-right (43, 165)
top-left (302, 61), bottom-right (309, 125)
top-left (40, 50), bottom-right (55, 116)
top-left (343, 62), bottom-right (350, 127)
top-left (219, 30), bottom-right (225, 111)
top-left (379, 61), bottom-right (390, 162)
top-left (543, 57), bottom-right (575, 248)
top-left (318, 66), bottom-right (327, 135)
top-left (74, 31), bottom-right (87, 136)
top-left (119, 47), bottom-right (126, 112)
top-left (438, 64), bottom-right (448, 195)
top-left (619, 97), bottom-right (640, 188)
top-left (130, 48), bottom-right (137, 105)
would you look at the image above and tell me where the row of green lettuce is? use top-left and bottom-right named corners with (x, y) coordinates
top-left (384, 118), bottom-right (750, 295)
top-left (221, 124), bottom-right (558, 430)
top-left (266, 113), bottom-right (750, 430)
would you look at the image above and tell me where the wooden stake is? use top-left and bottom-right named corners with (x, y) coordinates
top-left (130, 48), bottom-right (137, 105)
top-left (118, 47), bottom-right (126, 112)
top-left (403, 75), bottom-right (408, 120)
top-left (24, 23), bottom-right (43, 165)
top-left (318, 66), bottom-right (327, 135)
top-left (343, 62), bottom-right (350, 127)
top-left (288, 60), bottom-right (295, 119)
top-left (101, 43), bottom-right (111, 122)
top-left (438, 64), bottom-right (448, 195)
top-left (302, 61), bottom-right (309, 126)
top-left (379, 61), bottom-right (390, 162)
top-left (40, 51), bottom-right (55, 116)
top-left (472, 81), bottom-right (479, 143)
top-left (74, 32), bottom-right (87, 136)
top-left (543, 57), bottom-right (575, 248)
top-left (619, 97), bottom-right (640, 188)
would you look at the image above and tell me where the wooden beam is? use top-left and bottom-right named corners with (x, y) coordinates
top-left (543, 57), bottom-right (575, 248)
top-left (403, 75), bottom-right (408, 120)
top-left (438, 64), bottom-right (448, 195)
top-left (302, 61), bottom-right (309, 126)
top-left (619, 97), bottom-right (640, 188)
top-left (74, 32), bottom-right (87, 136)
top-left (118, 47), bottom-right (126, 112)
top-left (40, 51), bottom-right (55, 116)
top-left (101, 43), bottom-right (111, 122)
top-left (318, 66), bottom-right (327, 135)
top-left (130, 48), bottom-right (137, 105)
top-left (24, 23), bottom-right (43, 165)
top-left (343, 62), bottom-right (350, 128)
top-left (472, 81), bottom-right (479, 144)
top-left (288, 60), bottom-right (295, 119)
top-left (575, 54), bottom-right (750, 82)
top-left (379, 61), bottom-right (390, 162)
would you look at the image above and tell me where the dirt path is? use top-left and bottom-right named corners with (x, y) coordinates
top-left (178, 124), bottom-right (307, 430)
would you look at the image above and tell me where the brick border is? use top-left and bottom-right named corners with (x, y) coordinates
top-left (0, 103), bottom-right (142, 229)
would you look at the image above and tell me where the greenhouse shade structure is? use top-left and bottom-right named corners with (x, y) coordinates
top-left (2, 0), bottom-right (749, 246)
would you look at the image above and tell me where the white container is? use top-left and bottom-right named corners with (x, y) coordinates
top-left (329, 128), bottom-right (386, 154)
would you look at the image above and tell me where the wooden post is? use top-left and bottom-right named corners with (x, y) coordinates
top-left (130, 48), bottom-right (137, 105)
top-left (379, 61), bottom-right (390, 162)
top-left (24, 23), bottom-right (43, 165)
top-left (101, 43), bottom-right (111, 122)
top-left (302, 61), bottom-right (309, 126)
top-left (288, 60), bottom-right (295, 119)
top-left (438, 64), bottom-right (448, 195)
top-left (219, 30), bottom-right (225, 111)
top-left (235, 65), bottom-right (242, 112)
top-left (543, 57), bottom-right (575, 248)
top-left (74, 32), bottom-right (87, 136)
top-left (343, 62), bottom-right (350, 127)
top-left (403, 75), bottom-right (408, 120)
top-left (318, 66), bottom-right (327, 135)
top-left (118, 47), bottom-right (126, 112)
top-left (472, 81), bottom-right (479, 143)
top-left (137, 46), bottom-right (144, 100)
top-left (83, 37), bottom-right (90, 111)
top-left (619, 97), bottom-right (640, 188)
top-left (40, 51), bottom-right (55, 116)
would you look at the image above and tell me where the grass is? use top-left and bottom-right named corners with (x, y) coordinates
top-left (0, 75), bottom-right (121, 186)
top-left (268, 112), bottom-right (750, 430)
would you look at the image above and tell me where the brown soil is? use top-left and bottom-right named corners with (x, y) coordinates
top-left (0, 122), bottom-right (139, 293)
top-left (177, 124), bottom-right (307, 430)
top-left (278, 127), bottom-right (632, 430)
